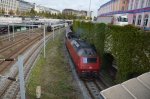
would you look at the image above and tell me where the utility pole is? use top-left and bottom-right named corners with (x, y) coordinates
top-left (8, 24), bottom-right (10, 41)
top-left (43, 25), bottom-right (46, 58)
top-left (18, 55), bottom-right (26, 99)
top-left (89, 0), bottom-right (92, 20)
top-left (13, 24), bottom-right (15, 41)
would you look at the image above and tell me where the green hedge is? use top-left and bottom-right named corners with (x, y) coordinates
top-left (73, 21), bottom-right (150, 83)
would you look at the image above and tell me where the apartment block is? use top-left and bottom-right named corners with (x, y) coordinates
top-left (98, 0), bottom-right (150, 28)
top-left (0, 0), bottom-right (18, 14)
top-left (18, 0), bottom-right (34, 14)
top-left (34, 4), bottom-right (60, 15)
top-left (62, 9), bottom-right (87, 17)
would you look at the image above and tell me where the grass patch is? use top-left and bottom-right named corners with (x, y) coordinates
top-left (26, 32), bottom-right (78, 99)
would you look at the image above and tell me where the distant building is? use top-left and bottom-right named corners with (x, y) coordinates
top-left (34, 5), bottom-right (60, 15)
top-left (0, 0), bottom-right (19, 14)
top-left (18, 0), bottom-right (34, 14)
top-left (98, 0), bottom-right (150, 28)
top-left (80, 10), bottom-right (88, 16)
top-left (98, 0), bottom-right (129, 17)
top-left (0, 0), bottom-right (60, 15)
top-left (62, 9), bottom-right (87, 17)
top-left (128, 0), bottom-right (150, 28)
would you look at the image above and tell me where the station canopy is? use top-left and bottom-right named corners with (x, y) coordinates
top-left (100, 72), bottom-right (150, 99)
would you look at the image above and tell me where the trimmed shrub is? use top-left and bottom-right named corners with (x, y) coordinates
top-left (73, 21), bottom-right (150, 83)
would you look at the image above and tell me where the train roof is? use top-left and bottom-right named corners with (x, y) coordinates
top-left (72, 39), bottom-right (91, 48)
top-left (76, 40), bottom-right (91, 48)
top-left (66, 31), bottom-right (97, 57)
top-left (71, 40), bottom-right (97, 56)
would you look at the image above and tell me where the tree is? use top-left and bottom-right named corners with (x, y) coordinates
top-left (9, 10), bottom-right (14, 15)
top-left (0, 9), bottom-right (2, 15)
top-left (30, 8), bottom-right (36, 17)
top-left (16, 8), bottom-right (20, 15)
top-left (21, 11), bottom-right (27, 16)
top-left (1, 9), bottom-right (5, 15)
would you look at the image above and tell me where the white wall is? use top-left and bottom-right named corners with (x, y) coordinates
top-left (0, 17), bottom-right (22, 24)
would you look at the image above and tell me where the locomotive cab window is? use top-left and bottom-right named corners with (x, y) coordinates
top-left (78, 49), bottom-right (96, 56)
top-left (83, 57), bottom-right (97, 63)
top-left (87, 58), bottom-right (97, 63)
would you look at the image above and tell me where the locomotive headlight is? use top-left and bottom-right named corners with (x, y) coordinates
top-left (83, 57), bottom-right (87, 64)
top-left (89, 66), bottom-right (92, 69)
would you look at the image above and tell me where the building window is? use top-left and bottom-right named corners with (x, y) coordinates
top-left (137, 15), bottom-right (142, 25)
top-left (130, 0), bottom-right (134, 10)
top-left (132, 15), bottom-right (136, 25)
top-left (147, 0), bottom-right (150, 7)
top-left (134, 0), bottom-right (139, 9)
top-left (122, 6), bottom-right (125, 11)
top-left (143, 15), bottom-right (149, 26)
top-left (141, 0), bottom-right (144, 8)
top-left (123, 1), bottom-right (126, 4)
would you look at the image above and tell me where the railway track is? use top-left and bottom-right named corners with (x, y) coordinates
top-left (0, 34), bottom-right (43, 97)
top-left (0, 28), bottom-right (64, 99)
top-left (2, 38), bottom-right (44, 99)
top-left (0, 34), bottom-right (42, 74)
top-left (83, 78), bottom-right (108, 99)
top-left (84, 80), bottom-right (103, 99)
top-left (0, 28), bottom-right (42, 42)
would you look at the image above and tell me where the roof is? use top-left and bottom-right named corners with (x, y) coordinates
top-left (100, 72), bottom-right (150, 99)
top-left (77, 40), bottom-right (91, 48)
top-left (98, 7), bottom-right (150, 17)
top-left (98, 0), bottom-right (115, 10)
top-left (18, 0), bottom-right (33, 5)
top-left (72, 40), bottom-right (97, 56)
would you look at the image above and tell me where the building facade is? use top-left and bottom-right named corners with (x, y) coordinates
top-left (34, 5), bottom-right (60, 15)
top-left (0, 0), bottom-right (60, 15)
top-left (18, 0), bottom-right (34, 14)
top-left (98, 0), bottom-right (129, 17)
top-left (128, 0), bottom-right (150, 28)
top-left (62, 9), bottom-right (87, 17)
top-left (98, 0), bottom-right (150, 28)
top-left (0, 0), bottom-right (18, 14)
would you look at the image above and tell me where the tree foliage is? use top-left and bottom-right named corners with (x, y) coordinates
top-left (0, 8), bottom-right (87, 20)
top-left (14, 9), bottom-right (86, 20)
top-left (73, 21), bottom-right (150, 83)
top-left (9, 10), bottom-right (14, 15)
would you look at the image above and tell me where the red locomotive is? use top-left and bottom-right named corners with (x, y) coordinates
top-left (66, 32), bottom-right (101, 78)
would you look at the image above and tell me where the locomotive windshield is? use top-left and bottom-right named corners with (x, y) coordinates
top-left (83, 57), bottom-right (97, 63)
top-left (78, 49), bottom-right (96, 56)
top-left (71, 40), bottom-right (97, 56)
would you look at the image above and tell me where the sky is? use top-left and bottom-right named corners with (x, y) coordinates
top-left (26, 0), bottom-right (109, 16)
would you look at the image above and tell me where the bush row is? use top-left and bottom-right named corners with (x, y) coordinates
top-left (73, 21), bottom-right (150, 83)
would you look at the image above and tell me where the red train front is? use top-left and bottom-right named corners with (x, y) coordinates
top-left (66, 32), bottom-right (101, 78)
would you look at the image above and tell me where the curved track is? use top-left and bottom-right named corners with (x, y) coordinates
top-left (0, 29), bottom-right (42, 96)
top-left (0, 34), bottom-right (42, 74)
top-left (0, 28), bottom-right (64, 99)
